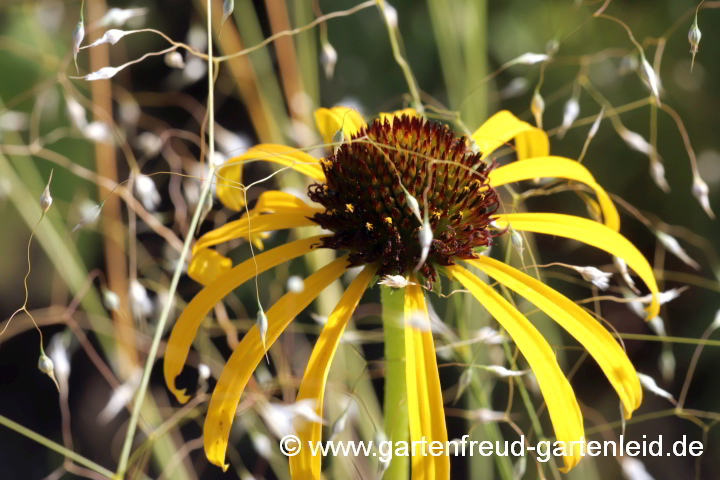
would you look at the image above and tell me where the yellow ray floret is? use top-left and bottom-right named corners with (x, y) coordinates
top-left (466, 257), bottom-right (642, 417)
top-left (188, 248), bottom-right (232, 286)
top-left (448, 265), bottom-right (585, 473)
top-left (404, 280), bottom-right (450, 480)
top-left (290, 264), bottom-right (377, 480)
top-left (216, 144), bottom-right (325, 211)
top-left (315, 106), bottom-right (419, 146)
top-left (314, 107), bottom-right (366, 145)
top-left (493, 213), bottom-right (659, 319)
top-left (187, 192), bottom-right (324, 278)
top-left (472, 110), bottom-right (549, 160)
top-left (488, 156), bottom-right (620, 231)
top-left (204, 256), bottom-right (349, 470)
top-left (192, 210), bottom-right (322, 255)
top-left (164, 236), bottom-right (324, 403)
top-left (253, 191), bottom-right (318, 213)
top-left (191, 191), bottom-right (323, 257)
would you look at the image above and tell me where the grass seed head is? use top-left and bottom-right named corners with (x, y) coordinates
top-left (320, 42), bottom-right (338, 80)
top-left (71, 20), bottom-right (84, 73)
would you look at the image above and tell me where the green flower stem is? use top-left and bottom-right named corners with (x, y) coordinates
top-left (378, 3), bottom-right (421, 109)
top-left (292, 0), bottom-right (320, 106)
top-left (381, 286), bottom-right (409, 480)
top-left (0, 414), bottom-right (114, 479)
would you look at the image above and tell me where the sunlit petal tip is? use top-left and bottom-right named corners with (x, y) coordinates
top-left (471, 110), bottom-right (549, 160)
top-left (377, 107), bottom-right (418, 124)
top-left (250, 231), bottom-right (271, 251)
top-left (177, 390), bottom-right (190, 404)
top-left (168, 381), bottom-right (190, 404)
top-left (188, 249), bottom-right (232, 286)
top-left (217, 145), bottom-right (325, 211)
top-left (164, 348), bottom-right (192, 404)
top-left (314, 107), bottom-right (365, 145)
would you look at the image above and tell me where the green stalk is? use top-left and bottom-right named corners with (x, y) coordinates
top-left (231, 0), bottom-right (289, 141)
top-left (380, 286), bottom-right (409, 480)
top-left (427, 0), bottom-right (487, 128)
top-left (377, 3), bottom-right (421, 109)
top-left (115, 0), bottom-right (218, 476)
top-left (427, 0), bottom-right (465, 115)
top-left (291, 0), bottom-right (320, 107)
top-left (462, 0), bottom-right (488, 128)
top-left (0, 414), bottom-right (114, 479)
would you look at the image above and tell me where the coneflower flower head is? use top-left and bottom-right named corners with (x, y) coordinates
top-left (308, 115), bottom-right (500, 286)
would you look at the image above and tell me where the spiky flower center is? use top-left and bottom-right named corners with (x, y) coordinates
top-left (308, 115), bottom-right (499, 285)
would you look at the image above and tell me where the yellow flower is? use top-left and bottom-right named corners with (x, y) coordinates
top-left (164, 106), bottom-right (659, 476)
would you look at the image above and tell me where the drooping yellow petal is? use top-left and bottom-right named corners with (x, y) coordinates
top-left (204, 256), bottom-right (350, 470)
top-left (448, 265), bottom-right (584, 472)
top-left (493, 213), bottom-right (659, 319)
top-left (216, 144), bottom-right (325, 211)
top-left (239, 191), bottom-right (319, 253)
top-left (164, 236), bottom-right (324, 403)
top-left (192, 210), bottom-right (322, 255)
top-left (488, 156), bottom-right (620, 231)
top-left (471, 110), bottom-right (549, 160)
top-left (314, 107), bottom-right (366, 145)
top-left (404, 280), bottom-right (450, 480)
top-left (404, 285), bottom-right (432, 479)
top-left (235, 191), bottom-right (318, 252)
top-left (467, 257), bottom-right (642, 417)
top-left (254, 190), bottom-right (315, 213)
top-left (249, 231), bottom-right (271, 251)
top-left (188, 248), bottom-right (232, 286)
top-left (290, 264), bottom-right (377, 480)
top-left (378, 108), bottom-right (418, 124)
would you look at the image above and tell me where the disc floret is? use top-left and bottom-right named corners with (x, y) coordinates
top-left (308, 115), bottom-right (500, 285)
